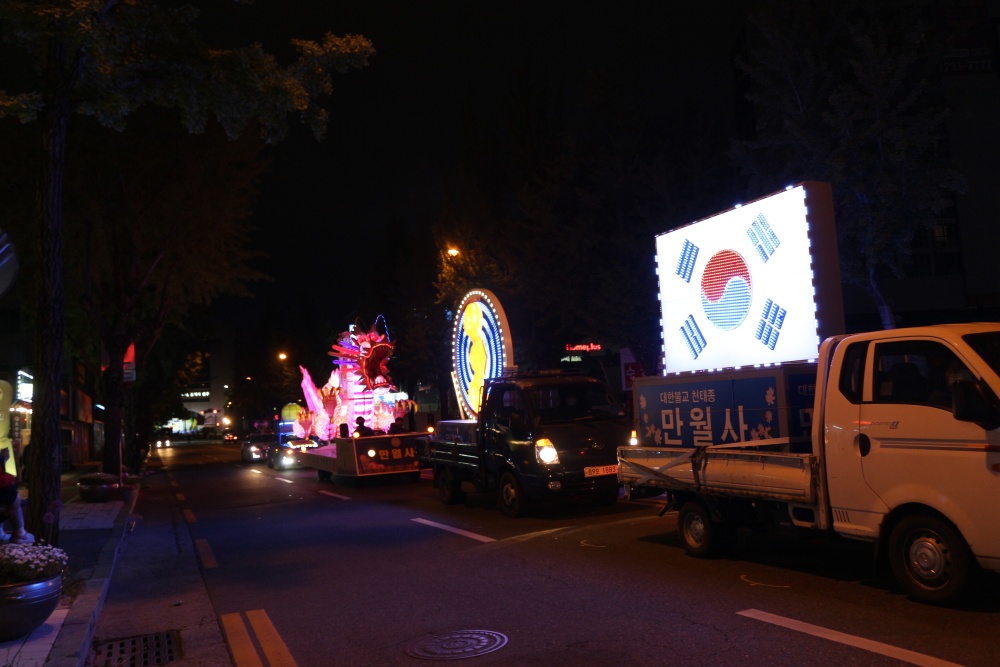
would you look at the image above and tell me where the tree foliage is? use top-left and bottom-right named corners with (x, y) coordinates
top-left (0, 0), bottom-right (373, 543)
top-left (730, 0), bottom-right (966, 328)
top-left (432, 61), bottom-right (740, 375)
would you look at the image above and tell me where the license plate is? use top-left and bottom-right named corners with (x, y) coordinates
top-left (584, 464), bottom-right (618, 478)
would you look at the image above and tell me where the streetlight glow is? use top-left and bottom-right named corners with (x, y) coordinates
top-left (446, 247), bottom-right (459, 257)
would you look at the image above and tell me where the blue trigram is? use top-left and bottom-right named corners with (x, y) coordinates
top-left (755, 299), bottom-right (786, 350)
top-left (747, 214), bottom-right (780, 263)
top-left (680, 315), bottom-right (707, 359)
top-left (675, 239), bottom-right (699, 283)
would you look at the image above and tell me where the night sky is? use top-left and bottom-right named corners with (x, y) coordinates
top-left (213, 1), bottom-right (751, 374)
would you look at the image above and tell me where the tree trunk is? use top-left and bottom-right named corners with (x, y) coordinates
top-left (27, 100), bottom-right (69, 546)
top-left (868, 266), bottom-right (896, 330)
top-left (101, 343), bottom-right (126, 477)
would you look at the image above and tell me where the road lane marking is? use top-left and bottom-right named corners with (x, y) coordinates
top-left (194, 538), bottom-right (218, 569)
top-left (412, 518), bottom-right (496, 543)
top-left (246, 609), bottom-right (299, 667)
top-left (175, 493), bottom-right (185, 501)
top-left (739, 574), bottom-right (790, 589)
top-left (318, 490), bottom-right (351, 500)
top-left (250, 469), bottom-right (263, 474)
top-left (738, 609), bottom-right (965, 667)
top-left (182, 508), bottom-right (197, 524)
top-left (276, 478), bottom-right (294, 484)
top-left (220, 613), bottom-right (264, 667)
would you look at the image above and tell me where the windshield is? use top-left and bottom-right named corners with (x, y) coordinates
top-left (963, 332), bottom-right (1000, 378)
top-left (526, 383), bottom-right (625, 424)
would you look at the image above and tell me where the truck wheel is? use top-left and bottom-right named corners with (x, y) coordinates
top-left (888, 514), bottom-right (974, 604)
top-left (317, 469), bottom-right (333, 482)
top-left (498, 472), bottom-right (527, 518)
top-left (677, 501), bottom-right (732, 558)
top-left (436, 470), bottom-right (465, 504)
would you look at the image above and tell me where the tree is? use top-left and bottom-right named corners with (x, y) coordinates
top-left (66, 112), bottom-right (270, 476)
top-left (730, 0), bottom-right (966, 328)
top-left (0, 0), bottom-right (373, 544)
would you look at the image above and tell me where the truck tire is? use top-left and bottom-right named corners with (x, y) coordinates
top-left (436, 469), bottom-right (465, 504)
top-left (677, 501), bottom-right (734, 558)
top-left (888, 514), bottom-right (974, 605)
top-left (317, 469), bottom-right (333, 482)
top-left (498, 472), bottom-right (528, 518)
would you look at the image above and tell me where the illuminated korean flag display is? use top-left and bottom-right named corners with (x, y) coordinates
top-left (656, 182), bottom-right (844, 374)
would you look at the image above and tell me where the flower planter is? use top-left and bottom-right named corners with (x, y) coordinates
top-left (77, 475), bottom-right (121, 503)
top-left (0, 573), bottom-right (62, 642)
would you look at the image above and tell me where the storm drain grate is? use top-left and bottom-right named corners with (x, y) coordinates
top-left (93, 630), bottom-right (181, 667)
top-left (405, 630), bottom-right (508, 660)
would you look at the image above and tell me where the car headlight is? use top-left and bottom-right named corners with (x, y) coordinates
top-left (535, 438), bottom-right (560, 464)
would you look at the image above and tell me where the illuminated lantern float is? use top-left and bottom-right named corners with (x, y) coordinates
top-left (450, 288), bottom-right (515, 423)
top-left (294, 320), bottom-right (411, 440)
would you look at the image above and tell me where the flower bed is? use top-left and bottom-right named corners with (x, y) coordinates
top-left (0, 543), bottom-right (68, 586)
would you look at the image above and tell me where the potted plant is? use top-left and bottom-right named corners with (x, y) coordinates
top-left (0, 542), bottom-right (68, 641)
top-left (77, 471), bottom-right (120, 503)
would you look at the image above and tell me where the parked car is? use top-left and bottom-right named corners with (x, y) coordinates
top-left (241, 433), bottom-right (276, 464)
top-left (267, 437), bottom-right (320, 470)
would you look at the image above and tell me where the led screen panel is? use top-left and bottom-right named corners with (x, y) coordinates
top-left (656, 182), bottom-right (843, 374)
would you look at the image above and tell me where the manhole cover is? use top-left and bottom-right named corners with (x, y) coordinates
top-left (405, 629), bottom-right (508, 660)
top-left (93, 630), bottom-right (181, 666)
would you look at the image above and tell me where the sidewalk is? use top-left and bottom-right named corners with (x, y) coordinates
top-left (0, 464), bottom-right (137, 667)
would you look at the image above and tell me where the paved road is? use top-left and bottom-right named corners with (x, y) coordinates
top-left (93, 441), bottom-right (1000, 666)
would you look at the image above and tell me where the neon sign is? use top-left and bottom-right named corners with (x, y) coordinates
top-left (452, 289), bottom-right (515, 419)
top-left (565, 343), bottom-right (602, 352)
top-left (655, 182), bottom-right (844, 374)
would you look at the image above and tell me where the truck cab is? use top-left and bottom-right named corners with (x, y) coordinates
top-left (474, 373), bottom-right (625, 515)
top-left (424, 372), bottom-right (628, 516)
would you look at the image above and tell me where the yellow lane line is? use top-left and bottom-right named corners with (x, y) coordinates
top-left (194, 538), bottom-right (218, 569)
top-left (175, 493), bottom-right (186, 501)
top-left (220, 613), bottom-right (264, 667)
top-left (182, 508), bottom-right (197, 523)
top-left (246, 609), bottom-right (299, 667)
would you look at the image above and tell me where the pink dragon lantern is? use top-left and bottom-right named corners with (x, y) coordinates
top-left (294, 318), bottom-right (408, 439)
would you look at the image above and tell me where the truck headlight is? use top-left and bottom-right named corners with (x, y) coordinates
top-left (535, 438), bottom-right (560, 464)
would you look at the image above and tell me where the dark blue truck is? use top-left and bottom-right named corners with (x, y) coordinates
top-left (417, 372), bottom-right (631, 517)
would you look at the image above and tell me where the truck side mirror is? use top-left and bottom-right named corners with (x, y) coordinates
top-left (952, 380), bottom-right (1000, 430)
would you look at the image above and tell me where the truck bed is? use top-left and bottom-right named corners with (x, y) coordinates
top-left (618, 438), bottom-right (816, 504)
top-left (416, 437), bottom-right (482, 475)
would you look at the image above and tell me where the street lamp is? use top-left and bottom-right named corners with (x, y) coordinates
top-left (446, 247), bottom-right (460, 257)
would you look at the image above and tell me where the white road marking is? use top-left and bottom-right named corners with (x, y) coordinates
top-left (412, 518), bottom-right (496, 543)
top-left (318, 490), bottom-right (351, 500)
top-left (738, 609), bottom-right (965, 667)
top-left (276, 478), bottom-right (293, 484)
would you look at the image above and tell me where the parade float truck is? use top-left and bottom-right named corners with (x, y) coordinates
top-left (618, 182), bottom-right (1000, 604)
top-left (415, 290), bottom-right (630, 517)
top-left (284, 321), bottom-right (424, 481)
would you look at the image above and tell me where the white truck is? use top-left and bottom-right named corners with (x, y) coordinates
top-left (619, 323), bottom-right (1000, 604)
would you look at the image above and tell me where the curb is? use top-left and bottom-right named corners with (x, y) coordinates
top-left (48, 485), bottom-right (140, 666)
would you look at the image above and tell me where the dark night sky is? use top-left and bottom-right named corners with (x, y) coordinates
top-left (215, 1), bottom-right (751, 368)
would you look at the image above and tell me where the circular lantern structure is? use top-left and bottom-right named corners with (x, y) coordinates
top-left (451, 289), bottom-right (514, 419)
